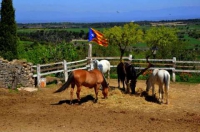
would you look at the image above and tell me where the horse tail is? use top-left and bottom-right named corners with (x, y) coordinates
top-left (54, 72), bottom-right (74, 93)
top-left (107, 60), bottom-right (111, 71)
top-left (163, 71), bottom-right (170, 88)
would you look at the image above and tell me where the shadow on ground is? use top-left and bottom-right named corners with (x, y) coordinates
top-left (140, 91), bottom-right (160, 104)
top-left (51, 95), bottom-right (95, 105)
top-left (109, 85), bottom-right (160, 104)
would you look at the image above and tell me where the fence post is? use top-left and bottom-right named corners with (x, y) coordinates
top-left (172, 57), bottom-right (176, 82)
top-left (63, 60), bottom-right (68, 82)
top-left (36, 64), bottom-right (41, 87)
top-left (88, 43), bottom-right (93, 70)
top-left (129, 54), bottom-right (132, 62)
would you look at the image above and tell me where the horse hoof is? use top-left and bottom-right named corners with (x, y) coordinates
top-left (93, 99), bottom-right (98, 103)
top-left (69, 101), bottom-right (73, 105)
top-left (158, 100), bottom-right (163, 104)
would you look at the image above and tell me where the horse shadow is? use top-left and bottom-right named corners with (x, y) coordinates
top-left (110, 85), bottom-right (160, 104)
top-left (140, 91), bottom-right (160, 104)
top-left (51, 95), bottom-right (95, 105)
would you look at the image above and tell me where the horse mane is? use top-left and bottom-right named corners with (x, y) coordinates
top-left (101, 73), bottom-right (109, 87)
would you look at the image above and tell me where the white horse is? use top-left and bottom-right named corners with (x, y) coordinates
top-left (146, 69), bottom-right (170, 104)
top-left (92, 59), bottom-right (110, 83)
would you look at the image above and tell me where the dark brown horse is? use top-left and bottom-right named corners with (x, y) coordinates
top-left (117, 56), bottom-right (153, 94)
top-left (54, 69), bottom-right (109, 104)
top-left (117, 62), bottom-right (136, 94)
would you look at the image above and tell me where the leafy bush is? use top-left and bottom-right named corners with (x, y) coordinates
top-left (176, 72), bottom-right (200, 83)
top-left (17, 41), bottom-right (78, 64)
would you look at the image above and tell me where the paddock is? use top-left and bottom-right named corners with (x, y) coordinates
top-left (0, 79), bottom-right (199, 132)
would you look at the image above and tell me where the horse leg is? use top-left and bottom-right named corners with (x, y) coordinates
top-left (165, 85), bottom-right (169, 104)
top-left (130, 80), bottom-right (136, 94)
top-left (69, 83), bottom-right (76, 105)
top-left (76, 86), bottom-right (81, 104)
top-left (118, 77), bottom-right (120, 88)
top-left (159, 85), bottom-right (164, 104)
top-left (125, 79), bottom-right (130, 94)
top-left (107, 70), bottom-right (110, 84)
top-left (94, 85), bottom-right (100, 103)
top-left (122, 80), bottom-right (125, 90)
top-left (118, 76), bottom-right (121, 89)
top-left (152, 84), bottom-right (155, 97)
top-left (70, 88), bottom-right (74, 105)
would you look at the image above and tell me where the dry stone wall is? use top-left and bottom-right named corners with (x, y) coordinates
top-left (0, 58), bottom-right (35, 88)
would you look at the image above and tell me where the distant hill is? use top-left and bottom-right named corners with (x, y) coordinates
top-left (17, 19), bottom-right (200, 29)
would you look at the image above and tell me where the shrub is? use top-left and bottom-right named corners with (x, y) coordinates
top-left (179, 72), bottom-right (192, 82)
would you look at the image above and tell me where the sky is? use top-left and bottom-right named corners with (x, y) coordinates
top-left (11, 0), bottom-right (200, 23)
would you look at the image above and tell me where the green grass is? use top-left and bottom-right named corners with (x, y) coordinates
top-left (187, 24), bottom-right (200, 30)
top-left (184, 35), bottom-right (200, 48)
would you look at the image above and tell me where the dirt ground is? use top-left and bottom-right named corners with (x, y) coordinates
top-left (0, 79), bottom-right (200, 132)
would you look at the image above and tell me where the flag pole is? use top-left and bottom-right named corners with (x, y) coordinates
top-left (88, 43), bottom-right (93, 70)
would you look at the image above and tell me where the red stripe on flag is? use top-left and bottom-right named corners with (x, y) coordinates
top-left (90, 28), bottom-right (108, 47)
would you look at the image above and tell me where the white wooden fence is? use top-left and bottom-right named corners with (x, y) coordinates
top-left (32, 56), bottom-right (200, 87)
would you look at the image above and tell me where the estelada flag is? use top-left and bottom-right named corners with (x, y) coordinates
top-left (88, 28), bottom-right (108, 47)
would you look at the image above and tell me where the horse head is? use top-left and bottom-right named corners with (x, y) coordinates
top-left (128, 64), bottom-right (137, 94)
top-left (145, 68), bottom-right (159, 92)
top-left (145, 77), bottom-right (151, 93)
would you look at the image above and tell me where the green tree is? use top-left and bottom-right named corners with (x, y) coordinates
top-left (103, 22), bottom-right (144, 61)
top-left (0, 0), bottom-right (17, 60)
top-left (145, 26), bottom-right (179, 59)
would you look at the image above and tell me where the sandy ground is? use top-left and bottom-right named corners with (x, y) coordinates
top-left (0, 79), bottom-right (200, 132)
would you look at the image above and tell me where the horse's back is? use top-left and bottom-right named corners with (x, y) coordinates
top-left (99, 60), bottom-right (110, 72)
top-left (88, 69), bottom-right (104, 83)
top-left (73, 69), bottom-right (87, 81)
top-left (150, 69), bottom-right (170, 85)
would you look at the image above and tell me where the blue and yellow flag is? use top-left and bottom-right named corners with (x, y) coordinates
top-left (88, 28), bottom-right (108, 47)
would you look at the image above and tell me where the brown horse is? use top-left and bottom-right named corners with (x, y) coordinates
top-left (54, 69), bottom-right (109, 104)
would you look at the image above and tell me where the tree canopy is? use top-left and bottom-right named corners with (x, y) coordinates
top-left (145, 26), bottom-right (180, 58)
top-left (103, 22), bottom-right (144, 61)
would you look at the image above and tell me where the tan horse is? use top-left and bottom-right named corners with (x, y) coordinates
top-left (54, 69), bottom-right (109, 104)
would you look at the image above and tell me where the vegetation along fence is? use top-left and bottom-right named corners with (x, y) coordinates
top-left (32, 56), bottom-right (200, 87)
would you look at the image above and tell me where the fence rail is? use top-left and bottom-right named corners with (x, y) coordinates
top-left (32, 56), bottom-right (200, 87)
